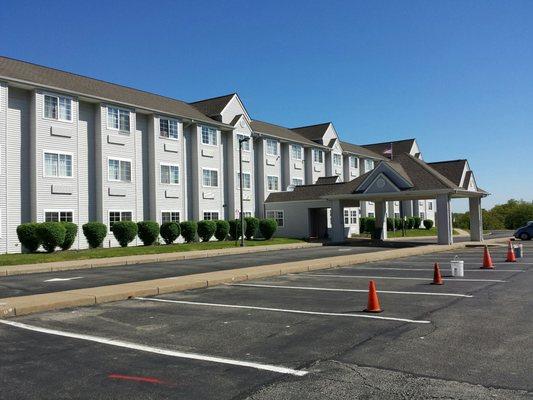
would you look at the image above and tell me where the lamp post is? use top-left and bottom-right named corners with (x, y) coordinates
top-left (238, 136), bottom-right (250, 247)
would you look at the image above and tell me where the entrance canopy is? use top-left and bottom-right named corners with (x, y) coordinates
top-left (265, 154), bottom-right (489, 245)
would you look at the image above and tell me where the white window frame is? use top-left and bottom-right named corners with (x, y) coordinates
top-left (291, 177), bottom-right (303, 186)
top-left (236, 133), bottom-right (250, 151)
top-left (364, 159), bottom-right (374, 171)
top-left (350, 156), bottom-right (358, 169)
top-left (43, 209), bottom-right (74, 223)
top-left (43, 150), bottom-right (73, 179)
top-left (236, 172), bottom-right (251, 190)
top-left (201, 126), bottom-right (218, 146)
top-left (350, 209), bottom-right (357, 224)
top-left (344, 209), bottom-right (350, 225)
top-left (267, 175), bottom-right (279, 191)
top-left (203, 211), bottom-right (220, 220)
top-left (313, 149), bottom-right (324, 163)
top-left (159, 117), bottom-right (179, 140)
top-left (43, 93), bottom-right (73, 122)
top-left (428, 202), bottom-right (433, 210)
top-left (333, 153), bottom-right (342, 167)
top-left (161, 210), bottom-right (180, 223)
top-left (202, 168), bottom-right (219, 188)
top-left (107, 157), bottom-right (132, 182)
top-left (291, 144), bottom-right (303, 160)
top-left (160, 163), bottom-right (180, 185)
top-left (265, 138), bottom-right (278, 156)
top-left (106, 105), bottom-right (131, 133)
top-left (266, 210), bottom-right (284, 227)
top-left (108, 210), bottom-right (133, 226)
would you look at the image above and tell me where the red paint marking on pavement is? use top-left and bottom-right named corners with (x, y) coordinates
top-left (108, 373), bottom-right (177, 387)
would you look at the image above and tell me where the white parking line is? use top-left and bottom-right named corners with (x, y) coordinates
top-left (44, 277), bottom-right (84, 282)
top-left (0, 319), bottom-right (308, 377)
top-left (134, 297), bottom-right (431, 324)
top-left (229, 283), bottom-right (473, 298)
top-left (387, 260), bottom-right (532, 266)
top-left (346, 267), bottom-right (524, 273)
top-left (295, 274), bottom-right (507, 283)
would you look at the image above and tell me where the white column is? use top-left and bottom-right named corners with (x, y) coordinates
top-left (469, 197), bottom-right (483, 242)
top-left (330, 200), bottom-right (346, 243)
top-left (374, 201), bottom-right (388, 240)
top-left (436, 194), bottom-right (453, 245)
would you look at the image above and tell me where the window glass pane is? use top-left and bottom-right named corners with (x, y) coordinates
top-left (45, 153), bottom-right (58, 176)
top-left (60, 211), bottom-right (73, 222)
top-left (291, 145), bottom-right (302, 160)
top-left (58, 154), bottom-right (72, 177)
top-left (120, 161), bottom-right (131, 182)
top-left (44, 95), bottom-right (58, 119)
top-left (202, 127), bottom-right (216, 145)
top-left (58, 97), bottom-right (71, 120)
top-left (45, 212), bottom-right (59, 222)
top-left (160, 119), bottom-right (169, 137)
top-left (119, 110), bottom-right (130, 132)
top-left (121, 212), bottom-right (132, 221)
top-left (108, 159), bottom-right (119, 180)
top-left (107, 107), bottom-right (119, 129)
top-left (266, 139), bottom-right (278, 155)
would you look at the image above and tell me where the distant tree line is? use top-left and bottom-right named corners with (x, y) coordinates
top-left (453, 199), bottom-right (533, 230)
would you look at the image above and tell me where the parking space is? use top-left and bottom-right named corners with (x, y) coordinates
top-left (0, 241), bottom-right (531, 399)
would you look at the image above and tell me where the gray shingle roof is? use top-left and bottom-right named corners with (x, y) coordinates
top-left (361, 138), bottom-right (416, 156)
top-left (339, 141), bottom-right (387, 160)
top-left (190, 93), bottom-right (235, 118)
top-left (0, 56), bottom-right (227, 128)
top-left (291, 122), bottom-right (331, 142)
top-left (250, 120), bottom-right (325, 147)
top-left (427, 160), bottom-right (467, 187)
top-left (316, 176), bottom-right (340, 185)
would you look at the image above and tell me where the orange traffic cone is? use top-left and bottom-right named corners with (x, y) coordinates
top-left (506, 241), bottom-right (517, 263)
top-left (364, 280), bottom-right (383, 313)
top-left (431, 263), bottom-right (444, 285)
top-left (481, 245), bottom-right (494, 269)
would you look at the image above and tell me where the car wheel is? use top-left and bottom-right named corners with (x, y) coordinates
top-left (520, 233), bottom-right (531, 240)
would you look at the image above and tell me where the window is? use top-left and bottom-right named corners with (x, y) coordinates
top-left (236, 133), bottom-right (250, 151)
top-left (291, 144), bottom-right (303, 160)
top-left (266, 210), bottom-right (284, 227)
top-left (203, 211), bottom-right (219, 220)
top-left (236, 172), bottom-right (251, 189)
top-left (267, 175), bottom-right (279, 191)
top-left (160, 164), bottom-right (179, 185)
top-left (313, 149), bottom-right (324, 163)
top-left (44, 152), bottom-right (72, 178)
top-left (364, 159), bottom-right (374, 171)
top-left (162, 211), bottom-right (180, 223)
top-left (108, 159), bottom-right (131, 182)
top-left (344, 209), bottom-right (350, 225)
top-left (44, 94), bottom-right (72, 121)
top-left (350, 156), bottom-right (358, 169)
top-left (45, 211), bottom-right (73, 222)
top-left (420, 212), bottom-right (426, 219)
top-left (333, 154), bottom-right (342, 166)
top-left (202, 169), bottom-right (218, 187)
top-left (266, 138), bottom-right (278, 156)
top-left (368, 212), bottom-right (375, 218)
top-left (291, 178), bottom-right (303, 186)
top-left (107, 106), bottom-right (130, 132)
top-left (201, 126), bottom-right (217, 145)
top-left (160, 118), bottom-right (179, 139)
top-left (350, 209), bottom-right (357, 224)
top-left (243, 212), bottom-right (253, 218)
top-left (428, 202), bottom-right (433, 210)
top-left (109, 211), bottom-right (132, 226)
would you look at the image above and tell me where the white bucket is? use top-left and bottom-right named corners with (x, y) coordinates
top-left (451, 258), bottom-right (464, 277)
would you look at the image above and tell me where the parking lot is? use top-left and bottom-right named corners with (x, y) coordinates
top-left (0, 241), bottom-right (531, 399)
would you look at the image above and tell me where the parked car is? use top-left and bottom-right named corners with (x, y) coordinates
top-left (514, 221), bottom-right (533, 240)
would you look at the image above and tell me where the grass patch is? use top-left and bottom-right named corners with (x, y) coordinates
top-left (0, 237), bottom-right (304, 267)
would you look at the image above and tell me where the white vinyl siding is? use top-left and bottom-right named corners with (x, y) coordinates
top-left (350, 156), bottom-right (358, 169)
top-left (160, 164), bottom-right (179, 185)
top-left (291, 144), bottom-right (303, 160)
top-left (201, 126), bottom-right (217, 145)
top-left (236, 172), bottom-right (251, 189)
top-left (45, 210), bottom-right (73, 222)
top-left (44, 151), bottom-right (72, 178)
top-left (159, 118), bottom-right (179, 140)
top-left (107, 106), bottom-right (130, 132)
top-left (203, 211), bottom-right (219, 220)
top-left (44, 94), bottom-right (72, 121)
top-left (162, 211), bottom-right (180, 223)
top-left (202, 168), bottom-right (218, 187)
top-left (236, 133), bottom-right (250, 151)
top-left (265, 138), bottom-right (278, 156)
top-left (266, 210), bottom-right (284, 227)
top-left (108, 158), bottom-right (131, 182)
top-left (267, 175), bottom-right (279, 191)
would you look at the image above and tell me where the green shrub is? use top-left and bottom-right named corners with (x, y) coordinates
top-left (244, 217), bottom-right (259, 239)
top-left (386, 217), bottom-right (393, 231)
top-left (413, 216), bottom-right (422, 229)
top-left (228, 219), bottom-right (243, 240)
top-left (359, 217), bottom-right (367, 234)
top-left (160, 222), bottom-right (180, 244)
top-left (180, 221), bottom-right (197, 243)
top-left (37, 222), bottom-right (66, 253)
top-left (137, 221), bottom-right (160, 246)
top-left (423, 219), bottom-right (434, 230)
top-left (82, 222), bottom-right (107, 248)
top-left (364, 217), bottom-right (376, 233)
top-left (259, 218), bottom-right (277, 240)
top-left (111, 221), bottom-right (138, 247)
top-left (395, 218), bottom-right (404, 229)
top-left (16, 223), bottom-right (41, 253)
top-left (197, 220), bottom-right (216, 242)
top-left (214, 220), bottom-right (230, 241)
top-left (60, 222), bottom-right (78, 251)
top-left (406, 217), bottom-right (415, 230)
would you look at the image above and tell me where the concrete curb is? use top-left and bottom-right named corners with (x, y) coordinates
top-left (0, 237), bottom-right (510, 319)
top-left (0, 242), bottom-right (322, 277)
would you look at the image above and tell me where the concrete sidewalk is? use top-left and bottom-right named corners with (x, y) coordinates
top-left (0, 237), bottom-right (509, 318)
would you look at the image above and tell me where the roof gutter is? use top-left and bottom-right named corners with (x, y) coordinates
top-left (322, 188), bottom-right (489, 201)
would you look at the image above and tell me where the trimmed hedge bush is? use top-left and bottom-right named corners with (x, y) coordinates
top-left (111, 221), bottom-right (138, 247)
top-left (413, 216), bottom-right (422, 229)
top-left (137, 221), bottom-right (160, 246)
top-left (406, 217), bottom-right (415, 230)
top-left (197, 220), bottom-right (216, 242)
top-left (180, 221), bottom-right (197, 243)
top-left (16, 223), bottom-right (41, 253)
top-left (160, 222), bottom-right (180, 244)
top-left (83, 222), bottom-right (107, 248)
top-left (37, 222), bottom-right (66, 253)
top-left (244, 217), bottom-right (259, 240)
top-left (259, 218), bottom-right (277, 240)
top-left (214, 220), bottom-right (230, 241)
top-left (359, 217), bottom-right (367, 234)
top-left (228, 219), bottom-right (243, 240)
top-left (364, 217), bottom-right (376, 233)
top-left (423, 219), bottom-right (434, 230)
top-left (386, 217), bottom-right (393, 231)
top-left (60, 222), bottom-right (78, 251)
top-left (395, 218), bottom-right (404, 229)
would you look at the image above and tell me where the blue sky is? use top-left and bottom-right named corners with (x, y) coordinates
top-left (1, 0), bottom-right (531, 211)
